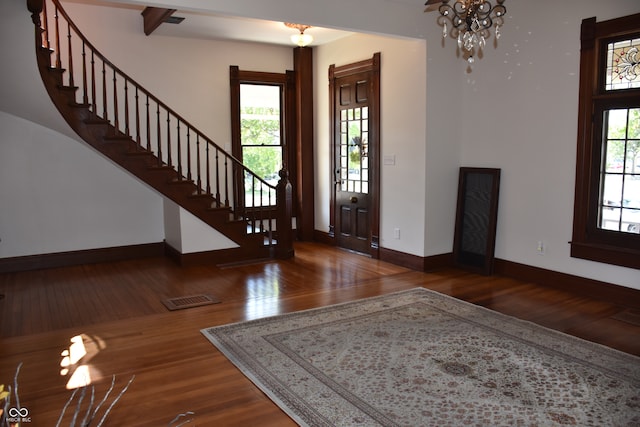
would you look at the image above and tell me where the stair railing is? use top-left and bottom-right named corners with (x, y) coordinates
top-left (27, 0), bottom-right (294, 257)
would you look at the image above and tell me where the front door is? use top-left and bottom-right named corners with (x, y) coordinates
top-left (329, 53), bottom-right (380, 256)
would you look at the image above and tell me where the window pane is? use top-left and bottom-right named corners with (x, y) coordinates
top-left (598, 108), bottom-right (640, 234)
top-left (242, 146), bottom-right (282, 182)
top-left (242, 146), bottom-right (281, 207)
top-left (339, 106), bottom-right (369, 195)
top-left (244, 173), bottom-right (277, 207)
top-left (605, 38), bottom-right (640, 91)
top-left (240, 84), bottom-right (281, 146)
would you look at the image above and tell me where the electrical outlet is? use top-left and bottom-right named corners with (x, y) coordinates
top-left (393, 228), bottom-right (400, 239)
top-left (537, 241), bottom-right (545, 255)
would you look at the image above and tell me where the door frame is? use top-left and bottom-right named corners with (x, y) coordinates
top-left (329, 52), bottom-right (381, 258)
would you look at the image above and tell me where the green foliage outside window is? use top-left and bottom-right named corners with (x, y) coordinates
top-left (607, 108), bottom-right (640, 173)
top-left (241, 107), bottom-right (281, 179)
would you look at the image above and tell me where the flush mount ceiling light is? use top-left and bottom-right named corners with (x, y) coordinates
top-left (426, 0), bottom-right (506, 64)
top-left (284, 22), bottom-right (314, 47)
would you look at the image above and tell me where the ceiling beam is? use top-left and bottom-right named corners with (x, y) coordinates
top-left (141, 7), bottom-right (177, 36)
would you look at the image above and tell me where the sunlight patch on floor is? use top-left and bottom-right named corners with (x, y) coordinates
top-left (59, 334), bottom-right (105, 389)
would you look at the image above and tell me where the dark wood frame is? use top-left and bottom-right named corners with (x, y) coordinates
top-left (453, 167), bottom-right (501, 275)
top-left (293, 47), bottom-right (315, 241)
top-left (570, 13), bottom-right (640, 270)
top-left (229, 66), bottom-right (297, 214)
top-left (328, 52), bottom-right (381, 258)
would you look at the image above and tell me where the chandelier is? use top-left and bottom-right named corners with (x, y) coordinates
top-left (426, 0), bottom-right (506, 64)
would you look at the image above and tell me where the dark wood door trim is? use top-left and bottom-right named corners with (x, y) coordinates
top-left (329, 52), bottom-right (381, 258)
top-left (294, 47), bottom-right (315, 241)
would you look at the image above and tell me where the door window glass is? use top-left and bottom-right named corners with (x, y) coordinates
top-left (339, 106), bottom-right (369, 194)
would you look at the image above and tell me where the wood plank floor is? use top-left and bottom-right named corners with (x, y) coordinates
top-left (0, 242), bottom-right (638, 426)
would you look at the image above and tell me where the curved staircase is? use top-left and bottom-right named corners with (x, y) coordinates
top-left (25, 0), bottom-right (294, 263)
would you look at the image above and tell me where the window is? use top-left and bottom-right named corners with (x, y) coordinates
top-left (240, 83), bottom-right (283, 206)
top-left (230, 67), bottom-right (296, 209)
top-left (571, 13), bottom-right (640, 270)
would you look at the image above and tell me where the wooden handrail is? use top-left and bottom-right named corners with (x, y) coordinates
top-left (29, 0), bottom-right (294, 257)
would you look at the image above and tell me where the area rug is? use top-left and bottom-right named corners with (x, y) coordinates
top-left (201, 288), bottom-right (640, 426)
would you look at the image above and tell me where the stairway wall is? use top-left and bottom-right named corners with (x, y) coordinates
top-left (163, 199), bottom-right (238, 254)
top-left (0, 111), bottom-right (165, 259)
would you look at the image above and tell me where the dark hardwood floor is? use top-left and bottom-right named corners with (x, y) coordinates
top-left (0, 242), bottom-right (638, 426)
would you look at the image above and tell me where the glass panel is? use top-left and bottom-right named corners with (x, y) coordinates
top-left (240, 84), bottom-right (281, 146)
top-left (605, 38), bottom-right (640, 91)
top-left (601, 173), bottom-right (623, 208)
top-left (338, 106), bottom-right (370, 195)
top-left (628, 108), bottom-right (640, 139)
top-left (624, 175), bottom-right (640, 208)
top-left (598, 108), bottom-right (640, 234)
top-left (242, 146), bottom-right (282, 182)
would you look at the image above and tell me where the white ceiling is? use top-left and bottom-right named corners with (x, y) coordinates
top-left (66, 0), bottom-right (432, 46)
top-left (66, 0), bottom-right (355, 46)
top-left (151, 10), bottom-right (355, 46)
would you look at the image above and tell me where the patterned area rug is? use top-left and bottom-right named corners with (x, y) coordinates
top-left (201, 288), bottom-right (640, 426)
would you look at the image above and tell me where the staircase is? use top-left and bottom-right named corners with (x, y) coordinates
top-left (26, 0), bottom-right (294, 262)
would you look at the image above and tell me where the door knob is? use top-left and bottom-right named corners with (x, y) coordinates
top-left (350, 196), bottom-right (358, 203)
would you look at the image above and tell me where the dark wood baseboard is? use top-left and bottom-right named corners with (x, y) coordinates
top-left (164, 243), bottom-right (273, 267)
top-left (378, 247), bottom-right (453, 272)
top-left (379, 246), bottom-right (424, 270)
top-left (313, 230), bottom-right (453, 272)
top-left (0, 242), bottom-right (165, 273)
top-left (494, 258), bottom-right (640, 310)
top-left (313, 229), bottom-right (335, 246)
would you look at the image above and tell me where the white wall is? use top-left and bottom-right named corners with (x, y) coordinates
top-left (0, 111), bottom-right (165, 258)
top-left (452, 0), bottom-right (640, 288)
top-left (163, 200), bottom-right (238, 253)
top-left (315, 34), bottom-right (427, 256)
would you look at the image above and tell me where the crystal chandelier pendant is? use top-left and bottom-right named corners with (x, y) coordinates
top-left (429, 0), bottom-right (507, 64)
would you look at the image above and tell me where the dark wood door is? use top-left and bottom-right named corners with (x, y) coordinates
top-left (330, 54), bottom-right (380, 255)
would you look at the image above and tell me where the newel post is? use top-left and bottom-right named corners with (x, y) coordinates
top-left (27, 0), bottom-right (43, 25)
top-left (275, 168), bottom-right (295, 259)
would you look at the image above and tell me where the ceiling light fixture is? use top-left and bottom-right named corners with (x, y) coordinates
top-left (426, 0), bottom-right (506, 64)
top-left (284, 22), bottom-right (314, 47)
